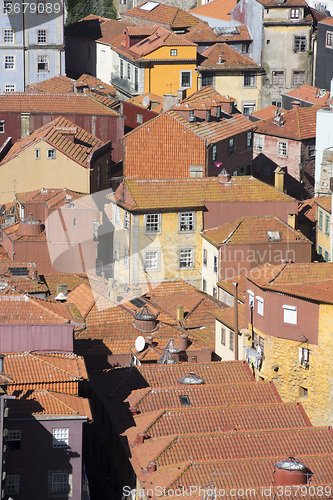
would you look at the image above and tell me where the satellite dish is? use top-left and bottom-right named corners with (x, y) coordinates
top-left (142, 95), bottom-right (150, 108)
top-left (135, 336), bottom-right (146, 352)
top-left (0, 205), bottom-right (5, 216)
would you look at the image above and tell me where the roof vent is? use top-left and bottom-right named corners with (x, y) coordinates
top-left (218, 168), bottom-right (231, 183)
top-left (133, 305), bottom-right (158, 333)
top-left (274, 457), bottom-right (312, 486)
top-left (163, 338), bottom-right (179, 354)
top-left (177, 372), bottom-right (205, 385)
top-left (55, 292), bottom-right (67, 302)
top-left (0, 281), bottom-right (8, 290)
top-left (16, 214), bottom-right (44, 237)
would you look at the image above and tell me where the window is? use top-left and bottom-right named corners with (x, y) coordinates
top-left (221, 327), bottom-right (226, 345)
top-left (326, 31), bottom-right (333, 48)
top-left (203, 278), bottom-right (207, 292)
top-left (124, 210), bottom-right (130, 230)
top-left (3, 28), bottom-right (13, 43)
top-left (114, 205), bottom-right (121, 226)
top-left (4, 83), bottom-right (15, 92)
top-left (299, 386), bottom-right (308, 399)
top-left (213, 286), bottom-right (217, 298)
top-left (47, 148), bottom-right (56, 159)
top-left (229, 331), bottom-right (234, 351)
top-left (120, 0), bottom-right (126, 4)
top-left (145, 214), bottom-right (161, 234)
top-left (319, 210), bottom-right (323, 231)
top-left (37, 55), bottom-right (48, 70)
top-left (135, 67), bottom-right (138, 91)
top-left (241, 43), bottom-right (249, 54)
top-left (53, 428), bottom-right (69, 447)
top-left (256, 296), bottom-right (264, 316)
top-left (213, 255), bottom-right (217, 273)
top-left (0, 120), bottom-right (4, 133)
top-left (179, 395), bottom-right (191, 406)
top-left (258, 336), bottom-right (264, 357)
top-left (37, 29), bottom-right (47, 43)
top-left (272, 100), bottom-right (282, 107)
top-left (267, 230), bottom-right (281, 241)
top-left (5, 475), bottom-right (20, 494)
top-left (308, 143), bottom-right (315, 158)
top-left (124, 247), bottom-right (130, 268)
top-left (325, 214), bottom-right (330, 235)
top-left (243, 104), bottom-right (255, 116)
top-left (180, 70), bottom-right (191, 88)
top-left (6, 430), bottom-right (21, 450)
top-left (35, 148), bottom-right (40, 159)
top-left (246, 131), bottom-right (252, 148)
top-left (73, 218), bottom-right (77, 227)
top-left (272, 71), bottom-right (284, 85)
top-left (203, 248), bottom-right (207, 267)
top-left (52, 473), bottom-right (69, 494)
top-left (170, 49), bottom-right (177, 56)
top-left (212, 145), bottom-right (217, 162)
top-left (290, 8), bottom-right (300, 18)
top-left (202, 73), bottom-right (213, 87)
top-left (293, 70), bottom-right (305, 86)
top-left (318, 245), bottom-right (323, 256)
top-left (144, 249), bottom-right (159, 271)
top-left (127, 63), bottom-right (131, 79)
top-left (4, 55), bottom-right (14, 69)
top-left (106, 158), bottom-right (111, 180)
top-left (233, 168), bottom-right (238, 176)
top-left (294, 36), bottom-right (306, 52)
top-left (325, 250), bottom-right (329, 262)
top-left (179, 212), bottom-right (195, 232)
top-left (136, 113), bottom-right (143, 124)
top-left (120, 59), bottom-right (124, 79)
top-left (3, 0), bottom-right (13, 14)
top-left (179, 248), bottom-right (194, 268)
top-left (278, 141), bottom-right (287, 157)
top-left (243, 72), bottom-right (256, 87)
top-left (229, 138), bottom-right (234, 156)
top-left (248, 290), bottom-right (254, 308)
top-left (283, 304), bottom-right (297, 324)
top-left (254, 136), bottom-right (263, 152)
top-left (299, 347), bottom-right (310, 366)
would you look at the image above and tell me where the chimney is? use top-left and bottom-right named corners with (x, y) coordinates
top-left (274, 167), bottom-right (285, 192)
top-left (146, 335), bottom-right (153, 345)
top-left (291, 100), bottom-right (300, 109)
top-left (274, 458), bottom-right (312, 486)
top-left (179, 334), bottom-right (189, 351)
top-left (135, 433), bottom-right (145, 445)
top-left (178, 88), bottom-right (187, 102)
top-left (148, 461), bottom-right (157, 473)
top-left (129, 406), bottom-right (139, 416)
top-left (218, 168), bottom-right (231, 183)
top-left (288, 212), bottom-right (297, 229)
top-left (177, 305), bottom-right (184, 321)
top-left (163, 93), bottom-right (178, 112)
top-left (57, 284), bottom-right (68, 296)
top-left (21, 113), bottom-right (30, 139)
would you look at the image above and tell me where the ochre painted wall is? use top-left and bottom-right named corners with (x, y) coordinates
top-left (214, 73), bottom-right (263, 114)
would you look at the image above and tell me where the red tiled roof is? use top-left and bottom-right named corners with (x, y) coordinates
top-left (320, 16), bottom-right (333, 25)
top-left (0, 116), bottom-right (104, 168)
top-left (8, 389), bottom-right (92, 419)
top-left (0, 92), bottom-right (120, 116)
top-left (26, 75), bottom-right (75, 94)
top-left (298, 198), bottom-right (318, 224)
top-left (283, 84), bottom-right (330, 105)
top-left (198, 43), bottom-right (261, 71)
top-left (115, 176), bottom-right (294, 212)
top-left (16, 188), bottom-right (85, 207)
top-left (251, 105), bottom-right (286, 120)
top-left (217, 272), bottom-right (248, 303)
top-left (212, 303), bottom-right (246, 330)
top-left (183, 23), bottom-right (251, 44)
top-left (315, 195), bottom-right (331, 213)
top-left (256, 0), bottom-right (308, 6)
top-left (189, 0), bottom-right (237, 21)
top-left (121, 2), bottom-right (202, 29)
top-left (77, 74), bottom-right (116, 95)
top-left (254, 105), bottom-right (320, 140)
top-left (202, 215), bottom-right (309, 246)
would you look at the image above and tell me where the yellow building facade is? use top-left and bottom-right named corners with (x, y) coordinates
top-left (213, 72), bottom-right (263, 116)
top-left (316, 198), bottom-right (331, 261)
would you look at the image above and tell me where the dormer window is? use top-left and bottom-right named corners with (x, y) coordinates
top-left (290, 8), bottom-right (300, 19)
top-left (216, 106), bottom-right (221, 118)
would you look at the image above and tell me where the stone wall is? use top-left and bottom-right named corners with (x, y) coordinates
top-left (316, 147), bottom-right (333, 195)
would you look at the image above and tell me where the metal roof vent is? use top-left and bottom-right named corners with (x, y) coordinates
top-left (17, 214), bottom-right (44, 237)
top-left (177, 372), bottom-right (205, 385)
top-left (55, 292), bottom-right (67, 302)
top-left (157, 349), bottom-right (177, 364)
top-left (274, 457), bottom-right (312, 486)
top-left (133, 305), bottom-right (158, 333)
top-left (163, 338), bottom-right (179, 354)
top-left (0, 282), bottom-right (8, 290)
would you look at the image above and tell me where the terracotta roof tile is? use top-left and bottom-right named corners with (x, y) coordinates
top-left (255, 105), bottom-right (319, 140)
top-left (199, 43), bottom-right (261, 71)
top-left (251, 104), bottom-right (286, 120)
top-left (115, 176), bottom-right (294, 211)
top-left (183, 23), bottom-right (251, 44)
top-left (217, 273), bottom-right (248, 303)
top-left (283, 84), bottom-right (330, 106)
top-left (189, 0), bottom-right (237, 21)
top-left (315, 195), bottom-right (331, 213)
top-left (126, 92), bottom-right (163, 114)
top-left (16, 187), bottom-right (85, 207)
top-left (212, 303), bottom-right (246, 330)
top-left (8, 389), bottom-right (92, 419)
top-left (202, 216), bottom-right (309, 246)
top-left (320, 16), bottom-right (333, 25)
top-left (256, 0), bottom-right (308, 7)
top-left (298, 198), bottom-right (318, 223)
top-left (77, 74), bottom-right (116, 96)
top-left (121, 3), bottom-right (202, 29)
top-left (26, 75), bottom-right (75, 94)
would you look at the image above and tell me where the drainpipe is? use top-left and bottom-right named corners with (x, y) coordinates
top-left (233, 282), bottom-right (239, 361)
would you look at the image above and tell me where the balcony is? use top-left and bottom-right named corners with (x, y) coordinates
top-left (111, 75), bottom-right (139, 96)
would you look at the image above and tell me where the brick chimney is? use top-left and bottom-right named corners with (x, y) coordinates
top-left (274, 167), bottom-right (285, 192)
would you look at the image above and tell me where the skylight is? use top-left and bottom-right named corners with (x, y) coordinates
top-left (140, 1), bottom-right (159, 11)
top-left (179, 395), bottom-right (191, 407)
top-left (267, 230), bottom-right (281, 241)
top-left (129, 297), bottom-right (146, 308)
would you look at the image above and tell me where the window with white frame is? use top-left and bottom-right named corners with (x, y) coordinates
top-left (272, 71), bottom-right (284, 85)
top-left (35, 148), bottom-right (40, 159)
top-left (283, 304), bottom-right (297, 324)
top-left (212, 144), bottom-right (217, 162)
top-left (203, 248), bottom-right (207, 266)
top-left (290, 8), bottom-right (300, 18)
top-left (0, 120), bottom-right (4, 133)
top-left (254, 135), bottom-right (263, 152)
top-left (124, 210), bottom-right (130, 230)
top-left (145, 213), bottom-right (161, 234)
top-left (4, 55), bottom-right (14, 69)
top-left (229, 138), bottom-right (234, 156)
top-left (248, 290), bottom-right (254, 308)
top-left (246, 131), bottom-right (252, 148)
top-left (52, 428), bottom-right (69, 447)
top-left (293, 70), bottom-right (305, 86)
top-left (294, 36), bottom-right (306, 52)
top-left (37, 55), bottom-right (48, 70)
top-left (120, 0), bottom-right (126, 4)
top-left (221, 327), bottom-right (226, 345)
top-left (124, 247), bottom-right (130, 268)
top-left (170, 49), bottom-right (177, 56)
top-left (144, 249), bottom-right (159, 271)
top-left (37, 29), bottom-right (47, 43)
top-left (256, 296), bottom-right (264, 316)
top-left (243, 72), bottom-right (256, 87)
top-left (278, 141), bottom-right (287, 157)
top-left (136, 113), bottom-right (143, 124)
top-left (51, 472), bottom-right (69, 494)
top-left (127, 63), bottom-right (131, 79)
top-left (213, 255), bottom-right (218, 273)
top-left (229, 330), bottom-right (234, 351)
top-left (308, 142), bottom-right (315, 158)
top-left (179, 248), bottom-right (194, 268)
top-left (325, 214), bottom-right (330, 235)
top-left (106, 158), bottom-right (111, 180)
top-left (4, 83), bottom-right (15, 92)
top-left (203, 278), bottom-right (207, 292)
top-left (3, 28), bottom-right (14, 43)
top-left (326, 31), bottom-right (333, 48)
top-left (299, 346), bottom-right (310, 366)
top-left (5, 475), bottom-right (20, 494)
top-left (179, 212), bottom-right (195, 232)
top-left (243, 104), bottom-right (255, 116)
top-left (6, 429), bottom-right (21, 450)
top-left (180, 70), bottom-right (191, 88)
top-left (47, 148), bottom-right (56, 159)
